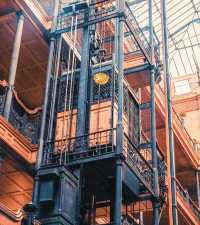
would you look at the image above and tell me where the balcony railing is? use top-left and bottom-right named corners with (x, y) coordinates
top-left (42, 128), bottom-right (116, 166)
top-left (123, 133), bottom-right (154, 194)
top-left (42, 128), bottom-right (165, 198)
top-left (157, 84), bottom-right (200, 156)
top-left (175, 178), bottom-right (200, 220)
top-left (123, 133), bottom-right (166, 199)
top-left (0, 82), bottom-right (41, 144)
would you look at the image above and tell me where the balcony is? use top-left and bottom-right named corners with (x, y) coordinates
top-left (0, 81), bottom-right (41, 163)
top-left (0, 81), bottom-right (41, 144)
top-left (150, 84), bottom-right (200, 169)
top-left (176, 178), bottom-right (200, 224)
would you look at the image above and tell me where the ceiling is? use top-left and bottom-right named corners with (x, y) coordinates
top-left (0, 0), bottom-right (49, 109)
top-left (0, 157), bottom-right (32, 212)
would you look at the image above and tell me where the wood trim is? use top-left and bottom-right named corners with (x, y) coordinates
top-left (0, 116), bottom-right (37, 164)
top-left (173, 94), bottom-right (200, 113)
top-left (0, 80), bottom-right (42, 115)
top-left (153, 85), bottom-right (200, 169)
top-left (0, 202), bottom-right (23, 222)
top-left (13, 90), bottom-right (42, 114)
top-left (177, 192), bottom-right (200, 225)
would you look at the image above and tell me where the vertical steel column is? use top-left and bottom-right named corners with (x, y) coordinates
top-left (33, 0), bottom-right (59, 203)
top-left (47, 35), bottom-right (62, 141)
top-left (114, 158), bottom-right (122, 225)
top-left (148, 1), bottom-right (160, 224)
top-left (196, 171), bottom-right (200, 208)
top-left (150, 68), bottom-right (160, 225)
top-left (116, 0), bottom-right (124, 156)
top-left (76, 12), bottom-right (90, 137)
top-left (161, 1), bottom-right (178, 225)
top-left (3, 12), bottom-right (24, 120)
top-left (114, 0), bottom-right (124, 224)
top-left (35, 0), bottom-right (59, 170)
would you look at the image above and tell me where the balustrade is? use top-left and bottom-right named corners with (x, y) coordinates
top-left (175, 178), bottom-right (200, 220)
top-left (0, 81), bottom-right (41, 144)
top-left (42, 128), bottom-right (116, 166)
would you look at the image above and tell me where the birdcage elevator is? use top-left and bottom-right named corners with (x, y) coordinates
top-left (26, 1), bottom-right (166, 225)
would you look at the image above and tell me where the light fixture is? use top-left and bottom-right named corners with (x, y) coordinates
top-left (93, 72), bottom-right (110, 85)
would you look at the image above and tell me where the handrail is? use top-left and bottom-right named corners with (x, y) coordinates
top-left (67, 128), bottom-right (116, 141)
top-left (0, 80), bottom-right (42, 115)
top-left (175, 177), bottom-right (200, 219)
top-left (0, 81), bottom-right (41, 144)
top-left (157, 84), bottom-right (199, 155)
top-left (140, 131), bottom-right (165, 160)
top-left (123, 132), bottom-right (155, 194)
top-left (124, 132), bottom-right (153, 171)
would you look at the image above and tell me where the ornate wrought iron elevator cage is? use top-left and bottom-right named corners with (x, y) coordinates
top-left (30, 1), bottom-right (166, 225)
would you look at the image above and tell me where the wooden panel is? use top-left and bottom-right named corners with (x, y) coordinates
top-left (0, 158), bottom-right (32, 214)
top-left (0, 116), bottom-right (37, 164)
top-left (124, 54), bottom-right (145, 69)
top-left (55, 101), bottom-right (129, 149)
top-left (55, 109), bottom-right (77, 151)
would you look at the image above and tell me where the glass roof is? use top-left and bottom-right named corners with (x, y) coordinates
top-left (127, 0), bottom-right (200, 77)
top-left (36, 0), bottom-right (200, 77)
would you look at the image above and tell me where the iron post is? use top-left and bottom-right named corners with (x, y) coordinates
top-left (114, 1), bottom-right (125, 224)
top-left (76, 11), bottom-right (90, 137)
top-left (33, 0), bottom-right (59, 204)
top-left (114, 158), bottom-right (122, 225)
top-left (47, 35), bottom-right (62, 141)
top-left (35, 0), bottom-right (59, 170)
top-left (3, 12), bottom-right (24, 120)
top-left (161, 1), bottom-right (179, 224)
top-left (148, 1), bottom-right (160, 224)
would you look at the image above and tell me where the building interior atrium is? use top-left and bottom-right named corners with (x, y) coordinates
top-left (0, 0), bottom-right (200, 225)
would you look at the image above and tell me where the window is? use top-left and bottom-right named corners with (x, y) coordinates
top-left (174, 80), bottom-right (191, 95)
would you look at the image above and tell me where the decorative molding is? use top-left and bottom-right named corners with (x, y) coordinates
top-left (0, 115), bottom-right (37, 164)
top-left (0, 80), bottom-right (42, 115)
top-left (0, 202), bottom-right (23, 222)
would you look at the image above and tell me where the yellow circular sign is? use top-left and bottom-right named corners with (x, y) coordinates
top-left (93, 72), bottom-right (110, 85)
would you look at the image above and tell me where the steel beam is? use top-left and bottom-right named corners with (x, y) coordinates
top-left (76, 12), bottom-right (90, 137)
top-left (3, 12), bottom-right (24, 120)
top-left (148, 0), bottom-right (160, 223)
top-left (33, 0), bottom-right (59, 204)
top-left (47, 35), bottom-right (62, 141)
top-left (161, 1), bottom-right (179, 225)
top-left (35, 0), bottom-right (59, 170)
top-left (114, 158), bottom-right (122, 225)
top-left (114, 1), bottom-right (125, 224)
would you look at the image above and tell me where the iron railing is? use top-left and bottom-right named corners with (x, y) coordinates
top-left (42, 128), bottom-right (116, 165)
top-left (0, 84), bottom-right (41, 144)
top-left (43, 128), bottom-right (165, 198)
top-left (157, 84), bottom-right (200, 155)
top-left (123, 133), bottom-right (154, 194)
top-left (175, 178), bottom-right (200, 220)
top-left (135, 133), bottom-right (166, 200)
